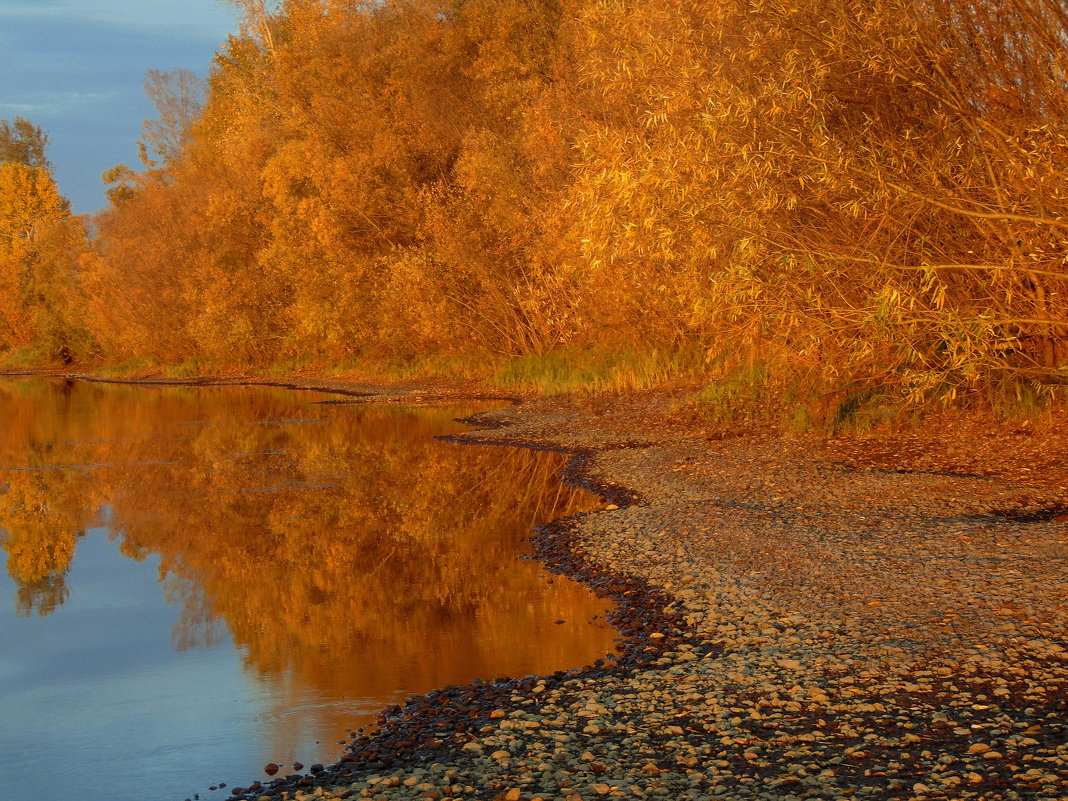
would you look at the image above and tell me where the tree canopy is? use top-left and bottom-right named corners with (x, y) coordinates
top-left (0, 117), bottom-right (50, 169)
top-left (0, 118), bottom-right (91, 360)
top-left (4, 1), bottom-right (1068, 421)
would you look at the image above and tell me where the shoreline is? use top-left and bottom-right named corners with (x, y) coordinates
top-left (214, 379), bottom-right (1067, 801)
top-left (4, 371), bottom-right (1066, 800)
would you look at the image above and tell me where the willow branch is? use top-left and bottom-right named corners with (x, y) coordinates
top-left (883, 181), bottom-right (1068, 231)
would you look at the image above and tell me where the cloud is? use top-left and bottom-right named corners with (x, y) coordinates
top-left (0, 102), bottom-right (52, 115)
top-left (0, 1), bottom-right (237, 39)
top-left (0, 1), bottom-right (237, 213)
top-left (1, 17), bottom-right (213, 117)
top-left (1, 92), bottom-right (122, 120)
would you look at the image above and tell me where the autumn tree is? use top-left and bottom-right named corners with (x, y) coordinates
top-left (84, 0), bottom-right (1067, 416)
top-left (101, 164), bottom-right (139, 206)
top-left (89, 40), bottom-right (284, 363)
top-left (224, 0), bottom-right (280, 54)
top-left (139, 68), bottom-right (207, 167)
top-left (0, 117), bottom-right (50, 169)
top-left (0, 119), bottom-right (93, 361)
top-left (0, 162), bottom-right (68, 350)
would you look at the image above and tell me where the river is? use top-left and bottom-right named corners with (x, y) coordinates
top-left (0, 378), bottom-right (617, 801)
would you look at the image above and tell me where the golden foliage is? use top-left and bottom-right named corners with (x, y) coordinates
top-left (40, 0), bottom-right (1068, 412)
top-left (0, 160), bottom-right (92, 360)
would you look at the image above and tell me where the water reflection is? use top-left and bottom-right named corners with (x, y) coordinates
top-left (0, 378), bottom-right (616, 800)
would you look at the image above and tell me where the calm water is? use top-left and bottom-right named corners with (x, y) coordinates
top-left (0, 378), bottom-right (616, 801)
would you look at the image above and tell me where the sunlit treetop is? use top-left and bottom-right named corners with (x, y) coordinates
top-left (0, 117), bottom-right (50, 170)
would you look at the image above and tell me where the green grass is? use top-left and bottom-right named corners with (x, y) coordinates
top-left (0, 343), bottom-right (52, 369)
top-left (11, 340), bottom-right (1060, 431)
top-left (495, 347), bottom-right (706, 394)
top-left (686, 363), bottom-right (774, 423)
top-left (251, 353), bottom-right (322, 377)
top-left (160, 359), bottom-right (207, 379)
top-left (685, 361), bottom-right (904, 434)
top-left (687, 357), bottom-right (1068, 433)
top-left (90, 357), bottom-right (163, 378)
top-left (341, 351), bottom-right (500, 382)
top-left (984, 376), bottom-right (1068, 422)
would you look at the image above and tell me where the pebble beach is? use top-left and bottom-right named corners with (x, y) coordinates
top-left (178, 385), bottom-right (1067, 801)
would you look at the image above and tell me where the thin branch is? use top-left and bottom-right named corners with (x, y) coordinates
top-left (883, 181), bottom-right (1068, 231)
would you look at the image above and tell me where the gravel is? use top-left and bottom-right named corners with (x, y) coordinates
top-left (202, 390), bottom-right (1068, 801)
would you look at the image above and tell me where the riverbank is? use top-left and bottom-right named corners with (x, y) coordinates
top-left (11, 371), bottom-right (1064, 800)
top-left (170, 381), bottom-right (1060, 801)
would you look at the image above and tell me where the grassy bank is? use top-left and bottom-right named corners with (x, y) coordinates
top-left (3, 343), bottom-right (1066, 435)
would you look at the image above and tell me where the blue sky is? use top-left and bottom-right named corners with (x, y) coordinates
top-left (0, 1), bottom-right (240, 214)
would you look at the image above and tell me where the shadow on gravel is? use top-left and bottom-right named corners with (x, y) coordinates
top-left (984, 505), bottom-right (1068, 523)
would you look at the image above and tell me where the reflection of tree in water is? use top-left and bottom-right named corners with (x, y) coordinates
top-left (0, 379), bottom-right (616, 752)
top-left (1, 482), bottom-right (82, 616)
top-left (106, 405), bottom-right (607, 691)
top-left (0, 387), bottom-right (97, 615)
top-left (165, 572), bottom-right (229, 651)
